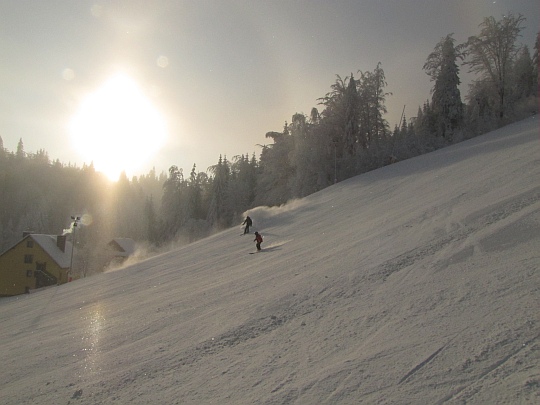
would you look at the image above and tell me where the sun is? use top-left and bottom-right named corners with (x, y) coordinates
top-left (69, 73), bottom-right (167, 181)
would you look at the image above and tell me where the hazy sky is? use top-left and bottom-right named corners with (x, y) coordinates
top-left (1, 1), bottom-right (538, 180)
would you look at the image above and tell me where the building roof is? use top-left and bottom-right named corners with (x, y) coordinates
top-left (108, 238), bottom-right (136, 257)
top-left (30, 234), bottom-right (73, 268)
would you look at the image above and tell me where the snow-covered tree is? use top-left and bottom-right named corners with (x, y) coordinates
top-left (16, 138), bottom-right (25, 159)
top-left (187, 164), bottom-right (205, 220)
top-left (144, 195), bottom-right (159, 244)
top-left (207, 156), bottom-right (231, 228)
top-left (512, 45), bottom-right (535, 99)
top-left (228, 154), bottom-right (257, 215)
top-left (343, 74), bottom-right (360, 155)
top-left (288, 113), bottom-right (327, 197)
top-left (358, 62), bottom-right (391, 146)
top-left (424, 34), bottom-right (464, 138)
top-left (534, 32), bottom-right (539, 93)
top-left (464, 13), bottom-right (526, 119)
top-left (318, 75), bottom-right (349, 161)
top-left (254, 124), bottom-right (294, 206)
top-left (161, 165), bottom-right (187, 237)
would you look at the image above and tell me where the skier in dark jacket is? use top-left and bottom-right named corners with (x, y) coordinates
top-left (242, 216), bottom-right (253, 234)
top-left (254, 231), bottom-right (263, 251)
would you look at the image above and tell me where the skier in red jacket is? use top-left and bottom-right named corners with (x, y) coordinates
top-left (254, 231), bottom-right (263, 251)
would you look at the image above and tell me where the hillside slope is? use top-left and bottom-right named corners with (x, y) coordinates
top-left (1, 117), bottom-right (539, 404)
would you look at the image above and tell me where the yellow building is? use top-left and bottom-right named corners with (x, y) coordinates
top-left (0, 232), bottom-right (74, 297)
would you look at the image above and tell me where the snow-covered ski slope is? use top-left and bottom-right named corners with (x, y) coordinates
top-left (1, 117), bottom-right (539, 404)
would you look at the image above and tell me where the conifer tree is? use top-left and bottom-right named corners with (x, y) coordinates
top-left (187, 164), bottom-right (205, 220)
top-left (207, 156), bottom-right (231, 228)
top-left (289, 113), bottom-right (321, 197)
top-left (424, 34), bottom-right (464, 138)
top-left (318, 75), bottom-right (349, 160)
top-left (161, 165), bottom-right (186, 237)
top-left (533, 32), bottom-right (539, 93)
top-left (344, 74), bottom-right (360, 155)
top-left (358, 63), bottom-right (391, 146)
top-left (513, 46), bottom-right (535, 99)
top-left (255, 124), bottom-right (294, 206)
top-left (144, 195), bottom-right (159, 244)
top-left (16, 138), bottom-right (25, 159)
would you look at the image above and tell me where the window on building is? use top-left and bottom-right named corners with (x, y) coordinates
top-left (26, 240), bottom-right (34, 248)
top-left (24, 254), bottom-right (33, 264)
top-left (26, 270), bottom-right (33, 277)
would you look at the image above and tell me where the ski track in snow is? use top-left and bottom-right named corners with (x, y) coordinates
top-left (375, 186), bottom-right (540, 282)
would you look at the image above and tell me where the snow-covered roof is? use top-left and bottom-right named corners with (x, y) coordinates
top-left (28, 234), bottom-right (73, 269)
top-left (108, 238), bottom-right (136, 257)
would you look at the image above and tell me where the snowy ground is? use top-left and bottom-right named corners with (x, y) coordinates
top-left (1, 117), bottom-right (539, 404)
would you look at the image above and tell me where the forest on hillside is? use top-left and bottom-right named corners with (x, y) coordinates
top-left (1, 14), bottom-right (538, 277)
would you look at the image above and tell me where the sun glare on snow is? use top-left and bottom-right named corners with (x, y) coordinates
top-left (69, 73), bottom-right (167, 181)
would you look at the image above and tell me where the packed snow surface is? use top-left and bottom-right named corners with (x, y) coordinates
top-left (1, 117), bottom-right (539, 404)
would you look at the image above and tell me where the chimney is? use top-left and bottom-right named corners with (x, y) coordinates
top-left (57, 234), bottom-right (67, 252)
top-left (23, 231), bottom-right (33, 238)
